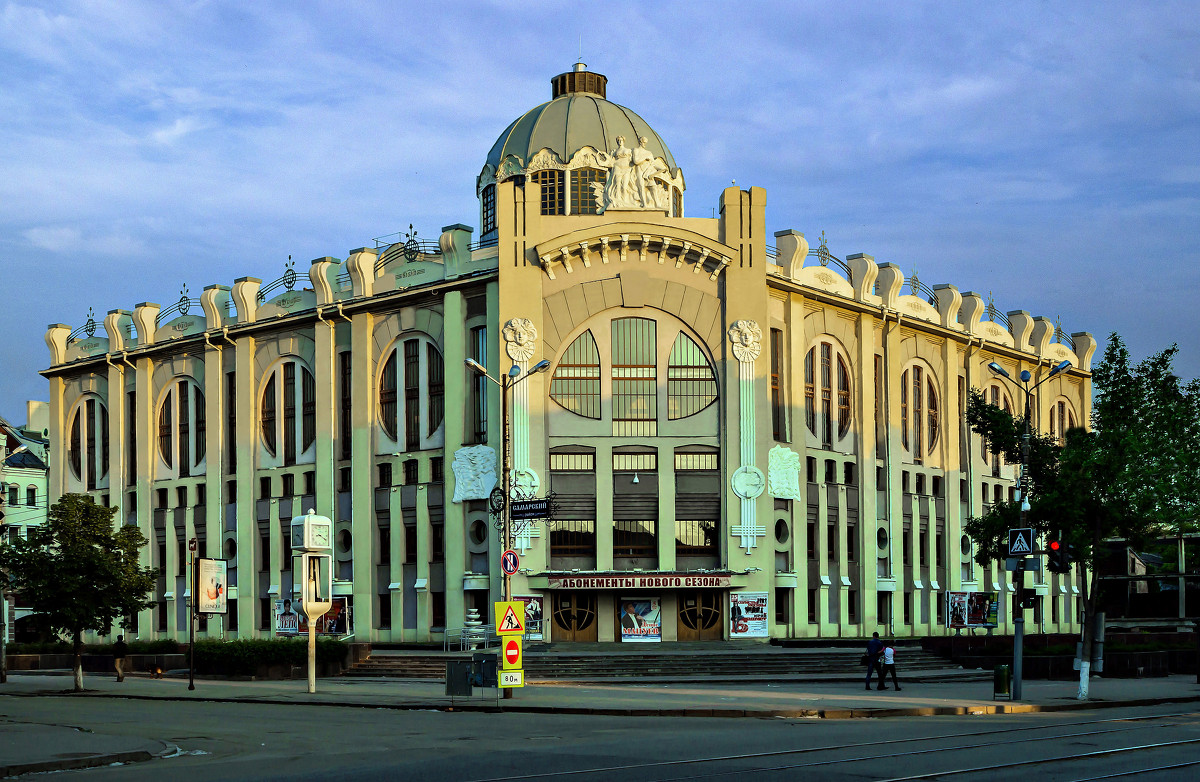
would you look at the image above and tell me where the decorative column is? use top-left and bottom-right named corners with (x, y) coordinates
top-left (728, 320), bottom-right (766, 553)
top-left (502, 318), bottom-right (541, 553)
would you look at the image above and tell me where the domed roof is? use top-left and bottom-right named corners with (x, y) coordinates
top-left (484, 64), bottom-right (679, 177)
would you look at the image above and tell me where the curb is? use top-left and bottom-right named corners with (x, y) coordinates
top-left (38, 689), bottom-right (1200, 721)
top-left (0, 749), bottom-right (158, 778)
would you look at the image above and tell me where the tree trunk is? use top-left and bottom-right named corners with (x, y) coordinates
top-left (1076, 523), bottom-right (1104, 700)
top-left (72, 629), bottom-right (84, 692)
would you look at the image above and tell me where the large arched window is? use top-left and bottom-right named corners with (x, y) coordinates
top-left (157, 378), bottom-right (206, 478)
top-left (260, 359), bottom-right (316, 465)
top-left (804, 339), bottom-right (853, 448)
top-left (67, 396), bottom-right (109, 490)
top-left (548, 315), bottom-right (717, 434)
top-left (981, 384), bottom-right (1013, 474)
top-left (379, 336), bottom-right (445, 451)
top-left (900, 365), bottom-right (940, 463)
top-left (1049, 398), bottom-right (1078, 446)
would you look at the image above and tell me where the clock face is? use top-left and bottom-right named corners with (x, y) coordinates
top-left (311, 523), bottom-right (331, 548)
top-left (290, 524), bottom-right (306, 548)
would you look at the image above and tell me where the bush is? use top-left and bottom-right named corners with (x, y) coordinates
top-left (192, 639), bottom-right (348, 676)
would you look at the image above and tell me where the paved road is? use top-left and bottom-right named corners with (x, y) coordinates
top-left (2, 671), bottom-right (1200, 780)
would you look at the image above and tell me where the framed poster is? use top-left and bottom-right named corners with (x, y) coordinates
top-left (276, 596), bottom-right (350, 635)
top-left (730, 592), bottom-right (769, 638)
top-left (947, 591), bottom-right (998, 629)
top-left (619, 598), bottom-right (661, 643)
top-left (517, 595), bottom-right (544, 641)
top-left (195, 558), bottom-right (228, 614)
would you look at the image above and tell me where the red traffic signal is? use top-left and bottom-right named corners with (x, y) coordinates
top-left (1047, 539), bottom-right (1075, 573)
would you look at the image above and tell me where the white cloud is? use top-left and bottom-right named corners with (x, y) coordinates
top-left (23, 225), bottom-right (80, 252)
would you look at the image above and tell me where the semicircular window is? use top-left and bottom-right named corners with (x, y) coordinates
top-left (550, 330), bottom-right (601, 419)
top-left (667, 333), bottom-right (716, 419)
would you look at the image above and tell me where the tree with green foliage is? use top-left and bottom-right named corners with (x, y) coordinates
top-left (0, 494), bottom-right (157, 691)
top-left (966, 335), bottom-right (1200, 700)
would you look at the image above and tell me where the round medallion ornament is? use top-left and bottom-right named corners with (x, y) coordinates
top-left (731, 465), bottom-right (766, 499)
top-left (489, 487), bottom-right (506, 513)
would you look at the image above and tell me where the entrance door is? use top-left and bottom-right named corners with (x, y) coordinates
top-left (678, 592), bottom-right (723, 641)
top-left (551, 593), bottom-right (598, 642)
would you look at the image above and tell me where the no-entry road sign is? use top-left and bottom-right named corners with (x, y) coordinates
top-left (502, 637), bottom-right (523, 670)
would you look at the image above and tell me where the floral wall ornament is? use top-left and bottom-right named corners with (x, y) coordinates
top-left (503, 318), bottom-right (537, 362)
top-left (767, 445), bottom-right (802, 500)
top-left (728, 320), bottom-right (763, 362)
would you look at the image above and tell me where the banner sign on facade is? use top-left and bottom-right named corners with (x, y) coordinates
top-left (729, 592), bottom-right (769, 638)
top-left (947, 591), bottom-right (999, 629)
top-left (619, 597), bottom-right (662, 643)
top-left (275, 596), bottom-right (350, 636)
top-left (517, 594), bottom-right (544, 641)
top-left (549, 574), bottom-right (731, 590)
top-left (195, 558), bottom-right (228, 615)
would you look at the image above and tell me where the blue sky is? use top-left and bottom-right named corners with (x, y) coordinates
top-left (2, 1), bottom-right (1198, 423)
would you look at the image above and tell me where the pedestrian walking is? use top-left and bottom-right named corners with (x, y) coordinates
top-left (879, 640), bottom-right (901, 691)
top-left (113, 635), bottom-right (128, 682)
top-left (863, 632), bottom-right (884, 690)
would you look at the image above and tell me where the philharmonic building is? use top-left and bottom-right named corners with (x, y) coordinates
top-left (42, 65), bottom-right (1094, 644)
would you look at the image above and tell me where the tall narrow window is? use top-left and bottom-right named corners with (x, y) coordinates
top-left (194, 382), bottom-right (206, 464)
top-left (806, 340), bottom-right (853, 448)
top-left (403, 339), bottom-right (420, 450)
top-left (261, 374), bottom-right (277, 457)
top-left (531, 169), bottom-right (564, 215)
top-left (177, 381), bottom-right (190, 477)
top-left (126, 389), bottom-right (137, 486)
top-left (611, 318), bottom-right (657, 436)
top-left (666, 332), bottom-right (716, 419)
top-left (804, 349), bottom-right (816, 435)
top-left (480, 184), bottom-right (496, 238)
top-left (260, 360), bottom-right (315, 464)
top-left (427, 343), bottom-right (444, 436)
top-left (225, 371), bottom-right (237, 473)
top-left (550, 330), bottom-right (602, 419)
top-left (158, 393), bottom-right (174, 470)
top-left (380, 352), bottom-right (398, 441)
top-left (339, 352), bottom-right (352, 459)
top-left (283, 362), bottom-right (297, 465)
top-left (302, 367), bottom-right (316, 451)
top-left (902, 365), bottom-right (940, 462)
top-left (837, 357), bottom-right (851, 437)
top-left (820, 343), bottom-right (833, 448)
top-left (86, 398), bottom-right (98, 489)
top-left (67, 397), bottom-right (109, 489)
top-left (158, 379), bottom-right (207, 478)
top-left (770, 328), bottom-right (785, 441)
top-left (470, 327), bottom-right (488, 442)
top-left (570, 167), bottom-right (605, 215)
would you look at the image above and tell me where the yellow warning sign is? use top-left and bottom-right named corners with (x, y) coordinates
top-left (495, 601), bottom-right (525, 635)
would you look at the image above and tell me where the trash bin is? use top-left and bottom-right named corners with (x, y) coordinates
top-left (445, 660), bottom-right (473, 696)
top-left (993, 664), bottom-right (1011, 699)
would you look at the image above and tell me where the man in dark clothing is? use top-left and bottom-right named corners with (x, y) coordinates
top-left (113, 635), bottom-right (128, 682)
top-left (864, 632), bottom-right (884, 690)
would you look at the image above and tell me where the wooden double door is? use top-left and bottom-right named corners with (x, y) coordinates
top-left (551, 593), bottom-right (598, 642)
top-left (678, 591), bottom-right (723, 641)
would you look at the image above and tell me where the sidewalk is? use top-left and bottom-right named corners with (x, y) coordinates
top-left (3, 670), bottom-right (1199, 774)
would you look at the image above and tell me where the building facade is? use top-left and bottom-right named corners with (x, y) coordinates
top-left (41, 65), bottom-right (1095, 644)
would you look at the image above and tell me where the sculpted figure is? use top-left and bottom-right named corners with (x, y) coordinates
top-left (728, 320), bottom-right (763, 362)
top-left (600, 136), bottom-right (637, 209)
top-left (503, 318), bottom-right (537, 362)
top-left (451, 445), bottom-right (498, 503)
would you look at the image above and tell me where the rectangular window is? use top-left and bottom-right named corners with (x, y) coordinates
top-left (774, 588), bottom-right (789, 624)
top-left (820, 343), bottom-right (833, 448)
top-left (377, 593), bottom-right (392, 629)
top-left (260, 476), bottom-right (271, 499)
top-left (260, 533), bottom-right (270, 571)
top-left (404, 524), bottom-right (417, 564)
top-left (339, 352), bottom-right (352, 460)
top-left (339, 466), bottom-right (351, 492)
top-left (427, 343), bottom-right (444, 437)
top-left (259, 598), bottom-right (271, 630)
top-left (469, 327), bottom-right (488, 443)
top-left (378, 462), bottom-right (393, 488)
top-left (807, 588), bottom-right (817, 624)
top-left (404, 460), bottom-right (419, 485)
top-left (176, 485), bottom-right (188, 508)
top-left (26, 486), bottom-right (36, 506)
top-left (404, 339), bottom-right (420, 449)
top-left (281, 473), bottom-right (295, 497)
top-left (126, 389), bottom-right (137, 485)
top-left (178, 382), bottom-right (191, 477)
top-left (303, 470), bottom-right (315, 497)
top-left (569, 167), bottom-right (605, 215)
top-left (431, 590), bottom-right (446, 629)
top-left (481, 184), bottom-right (496, 237)
top-left (847, 525), bottom-right (857, 562)
top-left (611, 318), bottom-right (657, 436)
top-left (226, 371), bottom-right (237, 473)
top-left (848, 589), bottom-right (858, 624)
top-left (283, 362), bottom-right (297, 465)
top-left (770, 328), bottom-right (785, 441)
top-left (379, 527), bottom-right (391, 565)
top-left (531, 169), bottom-right (564, 215)
top-left (196, 483), bottom-right (206, 507)
top-left (807, 521), bottom-right (817, 560)
top-left (920, 529), bottom-right (928, 566)
top-left (827, 522), bottom-right (837, 561)
top-left (302, 365), bottom-right (316, 452)
top-left (431, 457), bottom-right (443, 483)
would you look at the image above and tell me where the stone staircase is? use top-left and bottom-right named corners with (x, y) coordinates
top-left (344, 643), bottom-right (965, 682)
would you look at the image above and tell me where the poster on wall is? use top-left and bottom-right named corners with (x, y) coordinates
top-left (729, 592), bottom-right (769, 638)
top-left (275, 597), bottom-right (351, 636)
top-left (619, 597), bottom-right (661, 643)
top-left (517, 595), bottom-right (544, 641)
top-left (194, 558), bottom-right (227, 614)
top-left (947, 591), bottom-right (999, 629)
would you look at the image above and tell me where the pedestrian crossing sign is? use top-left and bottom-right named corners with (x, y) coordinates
top-left (495, 601), bottom-right (525, 635)
top-left (1008, 528), bottom-right (1033, 556)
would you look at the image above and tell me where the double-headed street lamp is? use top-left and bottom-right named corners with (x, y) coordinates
top-left (464, 357), bottom-right (551, 603)
top-left (988, 358), bottom-right (1071, 699)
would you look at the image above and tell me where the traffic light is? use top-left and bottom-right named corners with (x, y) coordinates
top-left (1047, 540), bottom-right (1077, 573)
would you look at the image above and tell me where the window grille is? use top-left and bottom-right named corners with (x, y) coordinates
top-left (570, 168), bottom-right (605, 214)
top-left (531, 169), bottom-right (564, 215)
top-left (667, 332), bottom-right (717, 419)
top-left (611, 318), bottom-right (657, 436)
top-left (550, 330), bottom-right (601, 419)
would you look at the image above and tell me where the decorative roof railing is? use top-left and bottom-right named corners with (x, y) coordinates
top-left (469, 234), bottom-right (499, 251)
top-left (1054, 321), bottom-right (1076, 352)
top-left (155, 286), bottom-right (201, 325)
top-left (375, 226), bottom-right (440, 272)
top-left (906, 270), bottom-right (937, 307)
top-left (808, 233), bottom-right (855, 283)
top-left (983, 293), bottom-right (1011, 331)
top-left (257, 258), bottom-right (298, 304)
top-left (68, 308), bottom-right (99, 341)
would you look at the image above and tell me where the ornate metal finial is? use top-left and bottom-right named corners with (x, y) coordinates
top-left (178, 284), bottom-right (191, 316)
top-left (1054, 315), bottom-right (1063, 340)
top-left (403, 224), bottom-right (420, 262)
top-left (815, 230), bottom-right (831, 268)
top-left (283, 255), bottom-right (296, 291)
top-left (84, 307), bottom-right (96, 338)
top-left (986, 291), bottom-right (996, 321)
top-left (909, 267), bottom-right (920, 295)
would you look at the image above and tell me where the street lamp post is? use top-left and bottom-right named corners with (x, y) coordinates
top-left (988, 359), bottom-right (1071, 700)
top-left (464, 358), bottom-right (551, 603)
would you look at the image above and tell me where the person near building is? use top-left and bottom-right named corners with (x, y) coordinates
top-left (113, 635), bottom-right (128, 682)
top-left (864, 632), bottom-right (884, 690)
top-left (879, 640), bottom-right (901, 691)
